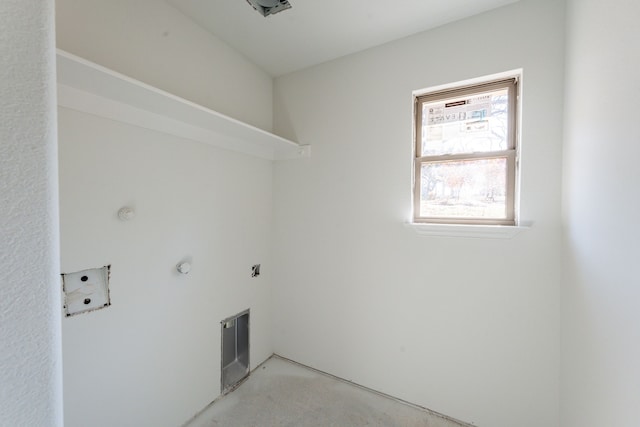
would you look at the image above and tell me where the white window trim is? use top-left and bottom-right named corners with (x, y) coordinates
top-left (411, 69), bottom-right (524, 229)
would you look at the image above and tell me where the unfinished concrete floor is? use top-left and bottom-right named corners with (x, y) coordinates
top-left (185, 356), bottom-right (470, 427)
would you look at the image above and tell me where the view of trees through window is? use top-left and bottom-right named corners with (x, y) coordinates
top-left (420, 158), bottom-right (507, 218)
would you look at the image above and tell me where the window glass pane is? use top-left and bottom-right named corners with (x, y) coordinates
top-left (419, 158), bottom-right (507, 219)
top-left (421, 88), bottom-right (509, 156)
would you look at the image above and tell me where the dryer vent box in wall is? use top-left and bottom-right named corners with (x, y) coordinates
top-left (221, 310), bottom-right (250, 393)
top-left (62, 265), bottom-right (111, 317)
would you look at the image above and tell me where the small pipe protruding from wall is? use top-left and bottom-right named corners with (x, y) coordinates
top-left (177, 262), bottom-right (191, 275)
top-left (118, 206), bottom-right (135, 221)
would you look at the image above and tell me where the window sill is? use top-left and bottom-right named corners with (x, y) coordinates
top-left (404, 222), bottom-right (530, 239)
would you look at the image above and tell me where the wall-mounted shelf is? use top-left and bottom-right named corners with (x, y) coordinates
top-left (56, 50), bottom-right (309, 161)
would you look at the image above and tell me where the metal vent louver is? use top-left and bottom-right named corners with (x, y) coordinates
top-left (245, 0), bottom-right (292, 17)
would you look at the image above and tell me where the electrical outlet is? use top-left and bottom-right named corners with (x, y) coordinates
top-left (251, 264), bottom-right (261, 277)
top-left (62, 265), bottom-right (111, 317)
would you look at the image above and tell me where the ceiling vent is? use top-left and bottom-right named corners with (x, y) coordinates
top-left (245, 0), bottom-right (292, 17)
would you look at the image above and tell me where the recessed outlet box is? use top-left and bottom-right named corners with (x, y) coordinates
top-left (251, 264), bottom-right (260, 277)
top-left (62, 265), bottom-right (111, 317)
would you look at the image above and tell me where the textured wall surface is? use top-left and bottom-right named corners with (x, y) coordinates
top-left (0, 1), bottom-right (63, 426)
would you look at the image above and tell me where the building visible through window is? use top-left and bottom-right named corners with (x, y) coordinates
top-left (413, 76), bottom-right (519, 225)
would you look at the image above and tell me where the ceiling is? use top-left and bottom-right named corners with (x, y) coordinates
top-left (165, 0), bottom-right (519, 77)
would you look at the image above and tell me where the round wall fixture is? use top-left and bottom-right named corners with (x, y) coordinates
top-left (177, 262), bottom-right (191, 275)
top-left (118, 207), bottom-right (135, 221)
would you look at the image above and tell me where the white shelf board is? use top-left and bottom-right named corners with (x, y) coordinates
top-left (56, 49), bottom-right (309, 161)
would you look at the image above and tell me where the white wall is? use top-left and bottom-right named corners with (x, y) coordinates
top-left (272, 1), bottom-right (564, 426)
top-left (561, 0), bottom-right (640, 426)
top-left (56, 0), bottom-right (273, 131)
top-left (57, 3), bottom-right (278, 424)
top-left (58, 108), bottom-right (274, 426)
top-left (0, 1), bottom-right (62, 426)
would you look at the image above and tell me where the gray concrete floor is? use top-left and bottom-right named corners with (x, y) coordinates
top-left (185, 356), bottom-right (469, 427)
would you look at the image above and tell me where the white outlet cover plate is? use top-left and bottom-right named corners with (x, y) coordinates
top-left (62, 265), bottom-right (111, 317)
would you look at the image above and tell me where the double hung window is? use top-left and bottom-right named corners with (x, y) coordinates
top-left (413, 77), bottom-right (519, 225)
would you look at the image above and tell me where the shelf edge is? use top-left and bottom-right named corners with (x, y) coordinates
top-left (56, 49), bottom-right (308, 161)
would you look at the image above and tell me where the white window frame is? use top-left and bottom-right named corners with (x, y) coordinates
top-left (413, 75), bottom-right (520, 226)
